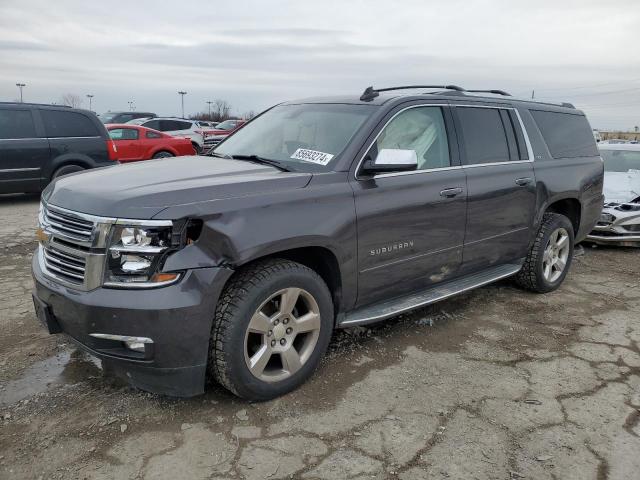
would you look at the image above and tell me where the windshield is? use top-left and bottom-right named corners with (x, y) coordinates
top-left (215, 120), bottom-right (237, 131)
top-left (601, 149), bottom-right (640, 172)
top-left (215, 104), bottom-right (375, 171)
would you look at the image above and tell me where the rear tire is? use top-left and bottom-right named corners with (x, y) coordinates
top-left (152, 151), bottom-right (174, 159)
top-left (209, 259), bottom-right (333, 400)
top-left (51, 164), bottom-right (85, 181)
top-left (515, 212), bottom-right (574, 293)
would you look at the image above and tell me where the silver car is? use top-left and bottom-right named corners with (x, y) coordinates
top-left (587, 143), bottom-right (640, 246)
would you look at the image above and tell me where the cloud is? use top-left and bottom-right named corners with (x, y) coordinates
top-left (0, 0), bottom-right (638, 129)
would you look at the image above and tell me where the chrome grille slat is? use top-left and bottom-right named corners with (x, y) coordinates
top-left (44, 206), bottom-right (94, 242)
top-left (43, 247), bottom-right (86, 266)
top-left (45, 219), bottom-right (93, 238)
top-left (46, 210), bottom-right (94, 229)
top-left (44, 262), bottom-right (85, 281)
top-left (43, 250), bottom-right (85, 273)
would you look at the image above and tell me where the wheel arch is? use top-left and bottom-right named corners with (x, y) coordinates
top-left (544, 197), bottom-right (582, 236)
top-left (234, 246), bottom-right (343, 319)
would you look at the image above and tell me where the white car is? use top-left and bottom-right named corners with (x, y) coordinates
top-left (587, 143), bottom-right (640, 246)
top-left (133, 118), bottom-right (205, 153)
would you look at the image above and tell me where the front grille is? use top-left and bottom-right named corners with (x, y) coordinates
top-left (42, 245), bottom-right (86, 284)
top-left (204, 138), bottom-right (223, 148)
top-left (44, 205), bottom-right (94, 242)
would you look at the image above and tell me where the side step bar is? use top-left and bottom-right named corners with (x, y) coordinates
top-left (339, 263), bottom-right (522, 327)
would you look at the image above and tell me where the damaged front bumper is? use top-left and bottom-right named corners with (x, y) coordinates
top-left (587, 201), bottom-right (640, 247)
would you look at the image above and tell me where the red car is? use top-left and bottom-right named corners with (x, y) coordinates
top-left (202, 119), bottom-right (246, 150)
top-left (106, 124), bottom-right (195, 162)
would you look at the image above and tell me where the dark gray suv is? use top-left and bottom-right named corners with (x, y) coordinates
top-left (31, 85), bottom-right (604, 400)
top-left (0, 103), bottom-right (117, 194)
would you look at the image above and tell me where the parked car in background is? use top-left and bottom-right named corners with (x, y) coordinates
top-left (0, 102), bottom-right (117, 193)
top-left (197, 121), bottom-right (219, 128)
top-left (134, 118), bottom-right (205, 154)
top-left (106, 124), bottom-right (195, 162)
top-left (203, 119), bottom-right (246, 150)
top-left (33, 85), bottom-right (603, 400)
top-left (100, 111), bottom-right (156, 124)
top-left (587, 143), bottom-right (640, 246)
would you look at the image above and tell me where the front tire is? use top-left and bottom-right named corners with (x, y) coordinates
top-left (192, 142), bottom-right (202, 155)
top-left (209, 259), bottom-right (334, 400)
top-left (515, 212), bottom-right (574, 293)
top-left (51, 164), bottom-right (84, 181)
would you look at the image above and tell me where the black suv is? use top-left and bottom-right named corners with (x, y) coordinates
top-left (32, 85), bottom-right (604, 400)
top-left (0, 103), bottom-right (117, 194)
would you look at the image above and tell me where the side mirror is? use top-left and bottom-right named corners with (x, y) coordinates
top-left (362, 149), bottom-right (418, 174)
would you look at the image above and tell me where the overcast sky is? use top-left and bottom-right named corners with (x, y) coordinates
top-left (1, 0), bottom-right (639, 129)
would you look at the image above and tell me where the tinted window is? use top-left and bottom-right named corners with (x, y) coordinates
top-left (146, 131), bottom-right (162, 139)
top-left (530, 110), bottom-right (598, 158)
top-left (457, 107), bottom-right (510, 164)
top-left (142, 120), bottom-right (161, 130)
top-left (41, 110), bottom-right (99, 137)
top-left (160, 120), bottom-right (191, 131)
top-left (372, 106), bottom-right (450, 170)
top-left (109, 128), bottom-right (139, 140)
top-left (0, 109), bottom-right (37, 139)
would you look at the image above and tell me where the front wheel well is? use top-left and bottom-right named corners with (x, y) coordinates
top-left (235, 247), bottom-right (342, 316)
top-left (545, 198), bottom-right (581, 235)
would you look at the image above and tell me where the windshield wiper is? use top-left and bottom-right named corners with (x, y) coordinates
top-left (229, 155), bottom-right (292, 172)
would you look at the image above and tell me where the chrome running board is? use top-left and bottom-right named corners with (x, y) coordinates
top-left (339, 263), bottom-right (522, 327)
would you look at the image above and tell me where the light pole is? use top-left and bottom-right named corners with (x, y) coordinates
top-left (16, 83), bottom-right (26, 102)
top-left (206, 100), bottom-right (213, 119)
top-left (178, 91), bottom-right (187, 118)
top-left (128, 101), bottom-right (134, 111)
top-left (86, 94), bottom-right (94, 112)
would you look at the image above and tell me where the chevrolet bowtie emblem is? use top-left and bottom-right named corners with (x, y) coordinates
top-left (36, 227), bottom-right (50, 243)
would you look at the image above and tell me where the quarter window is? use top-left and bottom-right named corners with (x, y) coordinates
top-left (146, 131), bottom-right (162, 139)
top-left (41, 110), bottom-right (99, 137)
top-left (530, 110), bottom-right (598, 159)
top-left (371, 106), bottom-right (451, 170)
top-left (457, 107), bottom-right (510, 165)
top-left (0, 109), bottom-right (37, 139)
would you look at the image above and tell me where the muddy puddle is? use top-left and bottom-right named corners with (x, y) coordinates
top-left (0, 348), bottom-right (101, 406)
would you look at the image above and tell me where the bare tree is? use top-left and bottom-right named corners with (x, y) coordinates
top-left (60, 93), bottom-right (83, 108)
top-left (213, 99), bottom-right (232, 121)
top-left (242, 110), bottom-right (257, 120)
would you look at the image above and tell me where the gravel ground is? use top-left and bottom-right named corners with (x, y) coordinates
top-left (1, 193), bottom-right (639, 480)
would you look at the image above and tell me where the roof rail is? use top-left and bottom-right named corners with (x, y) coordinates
top-left (360, 85), bottom-right (465, 101)
top-left (466, 89), bottom-right (511, 96)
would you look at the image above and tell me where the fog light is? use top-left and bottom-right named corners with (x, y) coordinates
top-left (124, 341), bottom-right (146, 352)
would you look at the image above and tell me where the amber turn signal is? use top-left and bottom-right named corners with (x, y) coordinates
top-left (150, 272), bottom-right (180, 283)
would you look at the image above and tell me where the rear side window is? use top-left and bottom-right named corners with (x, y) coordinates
top-left (0, 109), bottom-right (37, 139)
top-left (109, 128), bottom-right (139, 140)
top-left (160, 120), bottom-right (192, 131)
top-left (142, 120), bottom-right (160, 130)
top-left (457, 107), bottom-right (510, 164)
top-left (530, 110), bottom-right (598, 158)
top-left (41, 110), bottom-right (99, 137)
top-left (146, 131), bottom-right (162, 139)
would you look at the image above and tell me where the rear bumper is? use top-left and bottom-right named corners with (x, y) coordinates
top-left (32, 254), bottom-right (233, 397)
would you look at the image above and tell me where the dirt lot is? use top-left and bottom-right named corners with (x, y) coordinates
top-left (1, 193), bottom-right (639, 480)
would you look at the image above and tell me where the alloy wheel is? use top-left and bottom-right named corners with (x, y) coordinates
top-left (244, 288), bottom-right (321, 382)
top-left (542, 227), bottom-right (570, 283)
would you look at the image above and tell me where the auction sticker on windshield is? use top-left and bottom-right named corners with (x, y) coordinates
top-left (290, 148), bottom-right (334, 166)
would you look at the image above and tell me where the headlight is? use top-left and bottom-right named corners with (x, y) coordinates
top-left (104, 224), bottom-right (181, 288)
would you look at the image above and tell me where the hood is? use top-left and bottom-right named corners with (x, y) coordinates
top-left (208, 129), bottom-right (233, 136)
top-left (43, 156), bottom-right (311, 219)
top-left (603, 170), bottom-right (640, 204)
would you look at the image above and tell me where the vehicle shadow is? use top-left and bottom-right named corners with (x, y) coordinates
top-left (0, 192), bottom-right (41, 205)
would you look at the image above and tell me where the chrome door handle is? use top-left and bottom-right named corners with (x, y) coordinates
top-left (515, 177), bottom-right (533, 186)
top-left (439, 187), bottom-right (463, 198)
